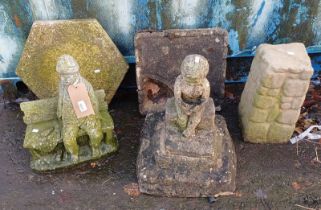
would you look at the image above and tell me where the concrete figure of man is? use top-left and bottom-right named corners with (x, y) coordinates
top-left (20, 54), bottom-right (118, 171)
top-left (56, 54), bottom-right (103, 162)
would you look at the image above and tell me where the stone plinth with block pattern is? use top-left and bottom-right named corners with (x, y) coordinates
top-left (239, 43), bottom-right (313, 143)
top-left (137, 99), bottom-right (236, 197)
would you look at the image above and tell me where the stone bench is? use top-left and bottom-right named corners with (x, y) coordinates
top-left (20, 90), bottom-right (117, 171)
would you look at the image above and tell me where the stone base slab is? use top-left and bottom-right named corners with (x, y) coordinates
top-left (137, 113), bottom-right (236, 197)
top-left (30, 136), bottom-right (118, 171)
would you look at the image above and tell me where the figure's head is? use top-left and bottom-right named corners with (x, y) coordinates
top-left (180, 54), bottom-right (209, 83)
top-left (56, 54), bottom-right (80, 85)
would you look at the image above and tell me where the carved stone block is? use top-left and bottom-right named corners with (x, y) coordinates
top-left (137, 110), bottom-right (236, 197)
top-left (239, 43), bottom-right (313, 143)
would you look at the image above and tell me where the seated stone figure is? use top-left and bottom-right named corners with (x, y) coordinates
top-left (137, 54), bottom-right (236, 197)
top-left (21, 55), bottom-right (117, 171)
top-left (173, 54), bottom-right (210, 137)
top-left (56, 55), bottom-right (103, 162)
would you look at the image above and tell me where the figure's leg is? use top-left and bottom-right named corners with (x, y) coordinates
top-left (183, 106), bottom-right (204, 137)
top-left (30, 149), bottom-right (42, 160)
top-left (82, 116), bottom-right (103, 158)
top-left (175, 100), bottom-right (188, 130)
top-left (62, 124), bottom-right (79, 162)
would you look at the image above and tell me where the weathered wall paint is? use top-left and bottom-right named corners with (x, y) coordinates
top-left (313, 2), bottom-right (321, 45)
top-left (170, 0), bottom-right (205, 28)
top-left (29, 0), bottom-right (73, 20)
top-left (246, 0), bottom-right (283, 47)
top-left (0, 0), bottom-right (32, 78)
top-left (83, 0), bottom-right (135, 55)
top-left (1, 0), bottom-right (321, 79)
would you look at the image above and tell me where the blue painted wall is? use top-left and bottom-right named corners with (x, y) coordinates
top-left (1, 0), bottom-right (321, 79)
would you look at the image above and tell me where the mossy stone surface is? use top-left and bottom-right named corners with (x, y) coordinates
top-left (16, 19), bottom-right (128, 103)
top-left (21, 90), bottom-right (118, 171)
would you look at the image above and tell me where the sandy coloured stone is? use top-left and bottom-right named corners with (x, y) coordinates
top-left (267, 89), bottom-right (280, 96)
top-left (281, 103), bottom-right (291, 109)
top-left (249, 108), bottom-right (269, 122)
top-left (267, 123), bottom-right (295, 143)
top-left (283, 79), bottom-right (309, 97)
top-left (292, 97), bottom-right (305, 109)
top-left (137, 55), bottom-right (236, 197)
top-left (16, 19), bottom-right (128, 103)
top-left (262, 74), bottom-right (286, 88)
top-left (254, 95), bottom-right (276, 109)
top-left (276, 110), bottom-right (300, 124)
top-left (239, 43), bottom-right (313, 143)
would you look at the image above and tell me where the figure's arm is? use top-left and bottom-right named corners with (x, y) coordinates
top-left (57, 83), bottom-right (63, 118)
top-left (191, 79), bottom-right (210, 112)
top-left (202, 79), bottom-right (210, 102)
top-left (85, 80), bottom-right (100, 116)
top-left (174, 75), bottom-right (183, 105)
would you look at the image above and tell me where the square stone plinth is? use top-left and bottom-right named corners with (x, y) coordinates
top-left (137, 113), bottom-right (236, 197)
top-left (165, 98), bottom-right (216, 132)
top-left (135, 28), bottom-right (228, 114)
top-left (164, 98), bottom-right (218, 157)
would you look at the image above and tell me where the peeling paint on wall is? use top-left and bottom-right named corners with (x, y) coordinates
top-left (228, 29), bottom-right (240, 53)
top-left (29, 0), bottom-right (73, 20)
top-left (0, 2), bottom-right (25, 78)
top-left (208, 0), bottom-right (234, 29)
top-left (313, 1), bottom-right (321, 45)
top-left (1, 0), bottom-right (321, 79)
top-left (170, 0), bottom-right (204, 28)
top-left (295, 3), bottom-right (309, 25)
top-left (0, 36), bottom-right (18, 77)
top-left (207, 0), bottom-right (237, 52)
top-left (84, 0), bottom-right (137, 55)
top-left (247, 0), bottom-right (283, 47)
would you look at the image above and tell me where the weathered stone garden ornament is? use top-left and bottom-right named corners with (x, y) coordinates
top-left (137, 54), bottom-right (236, 197)
top-left (21, 55), bottom-right (117, 171)
top-left (239, 43), bottom-right (313, 143)
top-left (174, 55), bottom-right (210, 138)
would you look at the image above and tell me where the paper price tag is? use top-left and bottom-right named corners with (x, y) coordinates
top-left (67, 83), bottom-right (95, 118)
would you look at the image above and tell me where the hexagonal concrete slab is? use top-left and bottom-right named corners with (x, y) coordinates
top-left (16, 19), bottom-right (128, 103)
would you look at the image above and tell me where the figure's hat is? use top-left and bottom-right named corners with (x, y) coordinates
top-left (180, 54), bottom-right (209, 79)
top-left (56, 54), bottom-right (79, 75)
